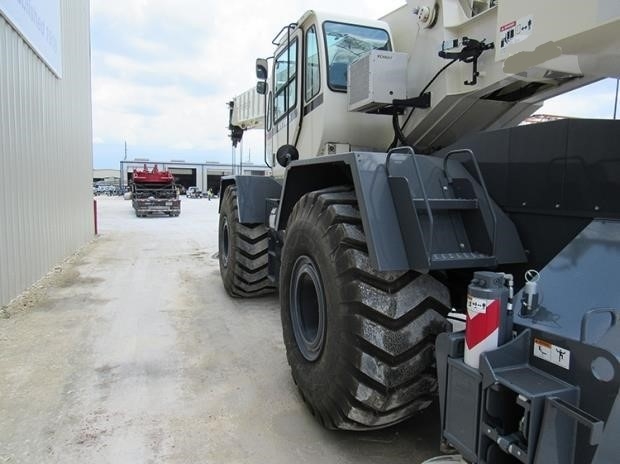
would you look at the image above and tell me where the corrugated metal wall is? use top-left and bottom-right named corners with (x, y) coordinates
top-left (0, 1), bottom-right (93, 306)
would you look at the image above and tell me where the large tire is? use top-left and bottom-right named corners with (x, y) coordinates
top-left (280, 186), bottom-right (451, 430)
top-left (219, 186), bottom-right (276, 297)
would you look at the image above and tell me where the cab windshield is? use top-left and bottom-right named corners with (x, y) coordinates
top-left (323, 21), bottom-right (391, 91)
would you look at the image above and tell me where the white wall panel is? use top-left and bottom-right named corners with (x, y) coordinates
top-left (0, 0), bottom-right (93, 306)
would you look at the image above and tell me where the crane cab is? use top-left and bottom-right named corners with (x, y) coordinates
top-left (258, 11), bottom-right (396, 173)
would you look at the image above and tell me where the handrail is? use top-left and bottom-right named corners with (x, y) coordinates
top-left (272, 23), bottom-right (297, 45)
top-left (387, 146), bottom-right (434, 262)
top-left (443, 149), bottom-right (497, 256)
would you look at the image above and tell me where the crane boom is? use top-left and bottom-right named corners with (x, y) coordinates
top-left (229, 87), bottom-right (264, 130)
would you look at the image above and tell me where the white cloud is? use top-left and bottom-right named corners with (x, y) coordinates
top-left (92, 75), bottom-right (226, 148)
top-left (90, 0), bottom-right (405, 164)
top-left (536, 81), bottom-right (619, 119)
top-left (91, 1), bottom-right (620, 168)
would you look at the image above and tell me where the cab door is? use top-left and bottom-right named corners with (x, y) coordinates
top-left (267, 27), bottom-right (302, 170)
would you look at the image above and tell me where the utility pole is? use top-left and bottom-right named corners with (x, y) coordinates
top-left (231, 145), bottom-right (235, 176)
top-left (121, 141), bottom-right (128, 192)
top-left (614, 78), bottom-right (619, 120)
top-left (240, 139), bottom-right (244, 175)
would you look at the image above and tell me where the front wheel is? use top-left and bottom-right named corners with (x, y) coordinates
top-left (280, 186), bottom-right (451, 430)
top-left (218, 186), bottom-right (276, 297)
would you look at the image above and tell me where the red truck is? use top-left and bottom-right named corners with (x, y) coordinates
top-left (130, 165), bottom-right (180, 217)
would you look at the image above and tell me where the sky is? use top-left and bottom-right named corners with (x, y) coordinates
top-left (90, 1), bottom-right (620, 169)
top-left (90, 0), bottom-right (405, 169)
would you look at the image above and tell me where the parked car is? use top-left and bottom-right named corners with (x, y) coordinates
top-left (186, 186), bottom-right (202, 198)
top-left (94, 184), bottom-right (119, 196)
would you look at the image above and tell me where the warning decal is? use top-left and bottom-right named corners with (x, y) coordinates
top-left (534, 338), bottom-right (571, 370)
top-left (500, 15), bottom-right (533, 49)
top-left (500, 21), bottom-right (516, 33)
top-left (465, 299), bottom-right (500, 349)
top-left (467, 295), bottom-right (494, 314)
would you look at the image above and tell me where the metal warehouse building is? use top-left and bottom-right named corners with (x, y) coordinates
top-left (0, 1), bottom-right (93, 306)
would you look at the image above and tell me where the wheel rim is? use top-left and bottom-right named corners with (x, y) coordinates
top-left (220, 217), bottom-right (230, 267)
top-left (290, 255), bottom-right (327, 362)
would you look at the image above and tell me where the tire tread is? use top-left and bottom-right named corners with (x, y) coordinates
top-left (219, 186), bottom-right (275, 298)
top-left (282, 186), bottom-right (450, 430)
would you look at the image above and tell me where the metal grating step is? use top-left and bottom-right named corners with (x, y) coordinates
top-left (431, 252), bottom-right (496, 269)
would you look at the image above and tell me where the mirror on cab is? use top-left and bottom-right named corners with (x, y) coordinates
top-left (256, 58), bottom-right (268, 80)
top-left (256, 81), bottom-right (267, 95)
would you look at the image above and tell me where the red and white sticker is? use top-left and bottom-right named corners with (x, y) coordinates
top-left (500, 21), bottom-right (516, 33)
top-left (499, 15), bottom-right (534, 49)
top-left (466, 298), bottom-right (500, 348)
top-left (534, 338), bottom-right (571, 370)
top-left (464, 296), bottom-right (500, 368)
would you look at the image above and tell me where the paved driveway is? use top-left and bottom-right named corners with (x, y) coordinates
top-left (0, 195), bottom-right (440, 463)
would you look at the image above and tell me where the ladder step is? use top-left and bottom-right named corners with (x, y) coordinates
top-left (430, 252), bottom-right (496, 270)
top-left (413, 198), bottom-right (479, 211)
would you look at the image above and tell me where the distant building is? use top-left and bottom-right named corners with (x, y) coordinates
top-left (93, 169), bottom-right (121, 184)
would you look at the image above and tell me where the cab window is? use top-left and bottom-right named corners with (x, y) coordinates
top-left (266, 91), bottom-right (273, 131)
top-left (323, 21), bottom-right (391, 91)
top-left (274, 39), bottom-right (298, 122)
top-left (305, 26), bottom-right (320, 102)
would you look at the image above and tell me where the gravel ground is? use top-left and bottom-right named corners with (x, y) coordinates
top-left (0, 195), bottom-right (440, 463)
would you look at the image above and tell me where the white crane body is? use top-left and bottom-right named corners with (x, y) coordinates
top-left (229, 1), bottom-right (620, 169)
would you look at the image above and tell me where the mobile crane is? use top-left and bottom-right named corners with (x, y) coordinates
top-left (130, 164), bottom-right (181, 217)
top-left (220, 1), bottom-right (620, 462)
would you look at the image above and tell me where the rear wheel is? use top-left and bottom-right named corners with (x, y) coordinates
top-left (219, 186), bottom-right (276, 297)
top-left (280, 186), bottom-right (451, 430)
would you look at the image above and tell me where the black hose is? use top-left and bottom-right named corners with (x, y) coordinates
top-left (390, 58), bottom-right (458, 150)
top-left (392, 111), bottom-right (408, 146)
top-left (388, 134), bottom-right (398, 151)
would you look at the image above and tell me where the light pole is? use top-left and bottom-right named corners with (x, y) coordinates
top-left (614, 78), bottom-right (619, 120)
top-left (240, 138), bottom-right (244, 175)
top-left (231, 145), bottom-right (235, 176)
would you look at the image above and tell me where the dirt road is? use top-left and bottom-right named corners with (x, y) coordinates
top-left (0, 195), bottom-right (439, 463)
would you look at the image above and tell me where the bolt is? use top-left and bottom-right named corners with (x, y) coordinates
top-left (416, 6), bottom-right (431, 23)
top-left (594, 205), bottom-right (600, 211)
top-left (555, 203), bottom-right (560, 209)
top-left (522, 202), bottom-right (527, 206)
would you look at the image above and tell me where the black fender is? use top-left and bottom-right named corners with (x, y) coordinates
top-left (276, 152), bottom-right (526, 272)
top-left (276, 153), bottom-right (412, 271)
top-left (219, 175), bottom-right (282, 224)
